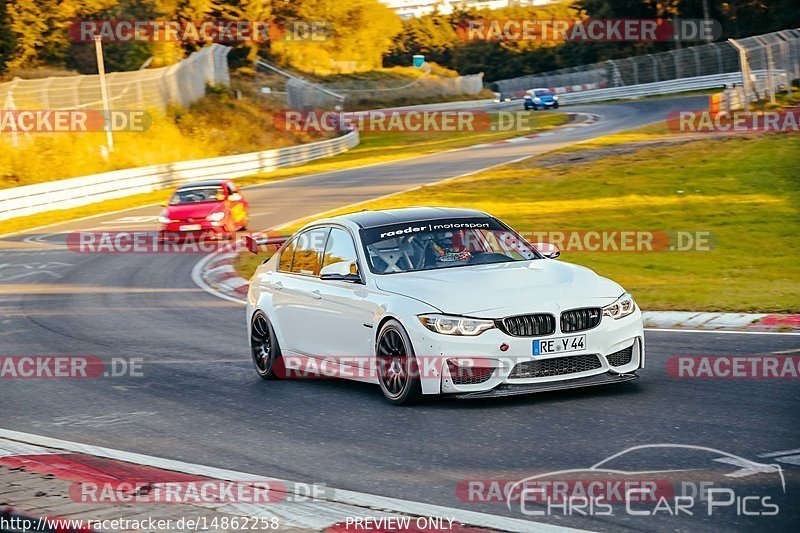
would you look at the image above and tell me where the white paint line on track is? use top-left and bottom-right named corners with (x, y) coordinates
top-left (0, 202), bottom-right (165, 240)
top-left (0, 428), bottom-right (584, 533)
top-left (759, 449), bottom-right (800, 458)
top-left (645, 328), bottom-right (800, 336)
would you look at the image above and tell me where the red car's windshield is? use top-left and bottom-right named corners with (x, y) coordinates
top-left (169, 187), bottom-right (224, 205)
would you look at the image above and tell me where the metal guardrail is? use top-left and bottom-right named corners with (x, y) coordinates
top-left (557, 70), bottom-right (786, 105)
top-left (0, 130), bottom-right (359, 222)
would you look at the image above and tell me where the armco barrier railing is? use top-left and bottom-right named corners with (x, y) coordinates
top-left (557, 70), bottom-right (786, 105)
top-left (0, 130), bottom-right (359, 222)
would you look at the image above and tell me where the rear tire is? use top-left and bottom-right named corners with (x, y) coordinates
top-left (376, 320), bottom-right (423, 405)
top-left (251, 311), bottom-right (283, 380)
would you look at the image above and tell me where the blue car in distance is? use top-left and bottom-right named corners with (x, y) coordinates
top-left (524, 88), bottom-right (559, 110)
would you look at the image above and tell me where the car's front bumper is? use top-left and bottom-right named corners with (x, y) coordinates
top-left (406, 310), bottom-right (644, 396)
top-left (160, 221), bottom-right (228, 239)
top-left (525, 99), bottom-right (558, 107)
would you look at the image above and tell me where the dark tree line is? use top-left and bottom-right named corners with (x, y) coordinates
top-left (384, 0), bottom-right (800, 82)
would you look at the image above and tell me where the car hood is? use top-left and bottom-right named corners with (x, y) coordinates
top-left (373, 260), bottom-right (624, 317)
top-left (164, 202), bottom-right (222, 220)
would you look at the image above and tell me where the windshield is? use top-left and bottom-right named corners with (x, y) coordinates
top-left (169, 186), bottom-right (225, 205)
top-left (360, 217), bottom-right (540, 274)
top-left (534, 90), bottom-right (552, 96)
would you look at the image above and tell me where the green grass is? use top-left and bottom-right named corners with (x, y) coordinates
top-left (1, 112), bottom-right (566, 236)
top-left (254, 134), bottom-right (799, 313)
top-left (552, 122), bottom-right (674, 153)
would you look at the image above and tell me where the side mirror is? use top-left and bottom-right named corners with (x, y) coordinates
top-left (245, 234), bottom-right (288, 254)
top-left (229, 193), bottom-right (242, 202)
top-left (320, 261), bottom-right (361, 283)
top-left (534, 242), bottom-right (560, 259)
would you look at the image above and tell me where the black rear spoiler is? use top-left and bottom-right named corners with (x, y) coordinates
top-left (244, 234), bottom-right (288, 254)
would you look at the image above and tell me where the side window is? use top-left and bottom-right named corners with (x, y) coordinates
top-left (290, 227), bottom-right (329, 276)
top-left (322, 228), bottom-right (358, 272)
top-left (278, 238), bottom-right (297, 272)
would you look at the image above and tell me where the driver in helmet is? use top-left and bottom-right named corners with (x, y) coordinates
top-left (430, 230), bottom-right (472, 264)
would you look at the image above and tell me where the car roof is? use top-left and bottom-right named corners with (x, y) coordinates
top-left (177, 180), bottom-right (225, 189)
top-left (329, 207), bottom-right (491, 229)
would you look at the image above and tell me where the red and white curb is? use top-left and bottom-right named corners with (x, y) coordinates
top-left (0, 429), bottom-right (581, 533)
top-left (644, 312), bottom-right (800, 333)
top-left (192, 252), bottom-right (250, 304)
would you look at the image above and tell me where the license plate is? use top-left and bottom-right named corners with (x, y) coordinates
top-left (533, 335), bottom-right (586, 355)
top-left (179, 224), bottom-right (202, 231)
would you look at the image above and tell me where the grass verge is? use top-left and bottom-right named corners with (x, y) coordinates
top-left (235, 134), bottom-right (799, 312)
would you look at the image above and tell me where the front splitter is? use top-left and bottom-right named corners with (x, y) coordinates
top-left (450, 371), bottom-right (638, 399)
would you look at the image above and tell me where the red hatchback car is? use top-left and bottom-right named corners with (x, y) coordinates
top-left (159, 179), bottom-right (249, 239)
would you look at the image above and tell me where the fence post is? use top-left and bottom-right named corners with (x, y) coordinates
top-left (40, 77), bottom-right (53, 109)
top-left (3, 80), bottom-right (20, 147)
top-left (72, 76), bottom-right (83, 108)
top-left (713, 43), bottom-right (724, 73)
top-left (691, 48), bottom-right (701, 78)
top-left (648, 54), bottom-right (658, 82)
top-left (728, 38), bottom-right (752, 111)
top-left (670, 50), bottom-right (681, 80)
top-left (763, 43), bottom-right (777, 104)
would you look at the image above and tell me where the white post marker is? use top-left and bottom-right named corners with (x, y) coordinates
top-left (94, 35), bottom-right (114, 154)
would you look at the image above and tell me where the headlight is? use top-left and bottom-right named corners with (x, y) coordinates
top-left (158, 208), bottom-right (171, 224)
top-left (207, 212), bottom-right (225, 222)
top-left (533, 97), bottom-right (541, 102)
top-left (553, 95), bottom-right (559, 100)
top-left (418, 314), bottom-right (495, 336)
top-left (603, 293), bottom-right (636, 319)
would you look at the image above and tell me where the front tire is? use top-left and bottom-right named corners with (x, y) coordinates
top-left (251, 311), bottom-right (283, 380)
top-left (376, 320), bottom-right (423, 405)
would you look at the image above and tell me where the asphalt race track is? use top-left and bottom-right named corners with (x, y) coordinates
top-left (1, 96), bottom-right (798, 532)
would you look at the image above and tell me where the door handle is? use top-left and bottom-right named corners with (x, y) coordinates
top-left (309, 289), bottom-right (322, 300)
top-left (261, 280), bottom-right (283, 290)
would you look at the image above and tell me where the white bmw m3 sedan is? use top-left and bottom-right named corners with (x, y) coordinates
top-left (246, 207), bottom-right (644, 405)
